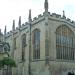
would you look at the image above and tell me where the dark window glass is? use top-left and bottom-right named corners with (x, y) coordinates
top-left (33, 29), bottom-right (40, 59)
top-left (22, 34), bottom-right (26, 61)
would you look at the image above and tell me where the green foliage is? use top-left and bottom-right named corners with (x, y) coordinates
top-left (0, 60), bottom-right (4, 69)
top-left (0, 57), bottom-right (16, 68)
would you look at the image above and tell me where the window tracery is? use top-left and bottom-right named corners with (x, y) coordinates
top-left (56, 25), bottom-right (74, 60)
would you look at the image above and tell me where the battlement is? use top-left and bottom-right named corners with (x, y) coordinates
top-left (32, 13), bottom-right (44, 21)
top-left (5, 11), bottom-right (75, 38)
top-left (51, 13), bottom-right (61, 18)
top-left (33, 17), bottom-right (38, 21)
top-left (6, 31), bottom-right (12, 37)
top-left (5, 22), bottom-right (29, 38)
top-left (67, 18), bottom-right (71, 21)
top-left (50, 13), bottom-right (62, 19)
top-left (48, 12), bottom-right (75, 26)
top-left (31, 12), bottom-right (75, 26)
top-left (38, 14), bottom-right (43, 18)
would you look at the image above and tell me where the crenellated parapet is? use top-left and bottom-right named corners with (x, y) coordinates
top-left (38, 14), bottom-right (43, 18)
top-left (48, 12), bottom-right (75, 26)
top-left (33, 17), bottom-right (38, 21)
top-left (30, 12), bottom-right (75, 27)
top-left (4, 10), bottom-right (75, 38)
top-left (5, 22), bottom-right (29, 38)
top-left (51, 13), bottom-right (61, 18)
top-left (31, 13), bottom-right (44, 25)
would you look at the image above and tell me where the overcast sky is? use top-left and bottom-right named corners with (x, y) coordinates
top-left (0, 0), bottom-right (75, 33)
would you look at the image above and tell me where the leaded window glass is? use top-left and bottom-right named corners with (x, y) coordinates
top-left (33, 29), bottom-right (40, 59)
top-left (56, 25), bottom-right (74, 60)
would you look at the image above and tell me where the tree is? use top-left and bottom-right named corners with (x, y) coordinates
top-left (0, 60), bottom-right (4, 69)
top-left (0, 57), bottom-right (16, 75)
top-left (2, 57), bottom-right (16, 67)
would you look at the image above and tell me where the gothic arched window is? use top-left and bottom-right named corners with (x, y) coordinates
top-left (56, 25), bottom-right (74, 60)
top-left (33, 29), bottom-right (40, 59)
top-left (22, 34), bottom-right (26, 61)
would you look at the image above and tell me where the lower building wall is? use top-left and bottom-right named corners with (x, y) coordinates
top-left (11, 60), bottom-right (75, 75)
top-left (49, 60), bottom-right (75, 75)
top-left (0, 70), bottom-right (3, 75)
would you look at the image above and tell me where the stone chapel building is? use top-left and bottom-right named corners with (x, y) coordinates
top-left (1, 0), bottom-right (75, 75)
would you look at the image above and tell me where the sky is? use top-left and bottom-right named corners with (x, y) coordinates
top-left (0, 0), bottom-right (75, 33)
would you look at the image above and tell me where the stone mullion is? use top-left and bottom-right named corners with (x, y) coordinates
top-left (66, 28), bottom-right (69, 60)
top-left (72, 37), bottom-right (74, 60)
top-left (61, 26), bottom-right (63, 59)
top-left (73, 37), bottom-right (75, 60)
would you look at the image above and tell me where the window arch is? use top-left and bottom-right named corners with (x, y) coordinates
top-left (22, 34), bottom-right (26, 61)
top-left (56, 25), bottom-right (74, 60)
top-left (32, 29), bottom-right (40, 59)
